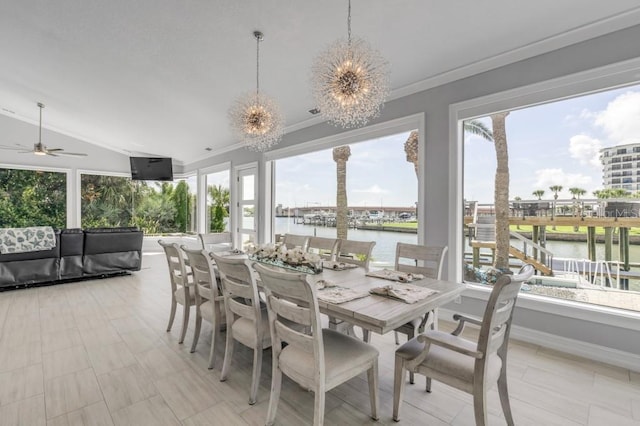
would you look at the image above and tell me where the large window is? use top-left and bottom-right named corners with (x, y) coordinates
top-left (463, 83), bottom-right (640, 312)
top-left (80, 173), bottom-right (197, 234)
top-left (205, 169), bottom-right (230, 233)
top-left (0, 167), bottom-right (67, 228)
top-left (274, 131), bottom-right (418, 268)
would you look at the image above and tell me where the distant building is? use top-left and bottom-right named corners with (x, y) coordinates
top-left (600, 143), bottom-right (640, 191)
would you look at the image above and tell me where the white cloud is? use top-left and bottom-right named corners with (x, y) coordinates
top-left (595, 91), bottom-right (640, 145)
top-left (568, 134), bottom-right (602, 167)
top-left (353, 184), bottom-right (389, 194)
top-left (533, 168), bottom-right (593, 194)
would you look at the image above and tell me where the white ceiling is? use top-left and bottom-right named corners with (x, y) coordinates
top-left (1, 1), bottom-right (640, 165)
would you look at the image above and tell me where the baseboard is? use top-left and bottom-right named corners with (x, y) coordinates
top-left (439, 308), bottom-right (640, 371)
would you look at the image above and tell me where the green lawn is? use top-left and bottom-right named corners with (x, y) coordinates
top-left (510, 225), bottom-right (640, 236)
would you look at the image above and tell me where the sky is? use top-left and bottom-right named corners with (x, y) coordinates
top-left (275, 131), bottom-right (417, 209)
top-left (465, 83), bottom-right (640, 203)
top-left (268, 82), bottom-right (640, 209)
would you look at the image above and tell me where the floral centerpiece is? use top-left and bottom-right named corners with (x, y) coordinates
top-left (247, 242), bottom-right (323, 274)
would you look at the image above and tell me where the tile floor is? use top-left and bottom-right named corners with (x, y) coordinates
top-left (0, 252), bottom-right (638, 425)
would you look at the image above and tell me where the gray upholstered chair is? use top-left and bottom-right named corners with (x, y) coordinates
top-left (393, 264), bottom-right (534, 426)
top-left (158, 240), bottom-right (195, 344)
top-left (198, 232), bottom-right (232, 252)
top-left (212, 253), bottom-right (269, 405)
top-left (254, 263), bottom-right (379, 426)
top-left (307, 236), bottom-right (340, 260)
top-left (336, 239), bottom-right (375, 272)
top-left (181, 246), bottom-right (226, 369)
top-left (282, 233), bottom-right (310, 251)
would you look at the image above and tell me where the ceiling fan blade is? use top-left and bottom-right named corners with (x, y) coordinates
top-left (55, 151), bottom-right (88, 157)
top-left (0, 144), bottom-right (28, 151)
top-left (46, 148), bottom-right (64, 152)
top-left (17, 150), bottom-right (33, 154)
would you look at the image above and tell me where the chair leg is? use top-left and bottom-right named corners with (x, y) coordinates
top-left (209, 322), bottom-right (220, 370)
top-left (220, 326), bottom-right (234, 376)
top-left (313, 389), bottom-right (325, 426)
top-left (266, 362), bottom-right (282, 426)
top-left (425, 377), bottom-right (432, 393)
top-left (178, 305), bottom-right (190, 344)
top-left (408, 328), bottom-right (415, 385)
top-left (392, 354), bottom-right (406, 422)
top-left (190, 313), bottom-right (202, 353)
top-left (498, 367), bottom-right (514, 426)
top-left (367, 360), bottom-right (379, 420)
top-left (166, 299), bottom-right (177, 332)
top-left (473, 387), bottom-right (488, 426)
top-left (394, 331), bottom-right (400, 345)
top-left (248, 347), bottom-right (263, 405)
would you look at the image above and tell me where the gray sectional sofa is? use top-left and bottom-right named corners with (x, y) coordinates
top-left (0, 227), bottom-right (143, 290)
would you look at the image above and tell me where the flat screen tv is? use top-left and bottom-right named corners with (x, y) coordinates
top-left (130, 157), bottom-right (174, 181)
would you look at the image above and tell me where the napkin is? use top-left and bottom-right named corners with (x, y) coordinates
top-left (369, 283), bottom-right (437, 304)
top-left (317, 287), bottom-right (370, 304)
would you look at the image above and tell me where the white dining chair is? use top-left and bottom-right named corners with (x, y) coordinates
top-left (282, 233), bottom-right (310, 251)
top-left (393, 264), bottom-right (534, 425)
top-left (158, 240), bottom-right (195, 344)
top-left (254, 262), bottom-right (379, 426)
top-left (307, 236), bottom-right (340, 261)
top-left (181, 246), bottom-right (226, 369)
top-left (212, 253), bottom-right (270, 405)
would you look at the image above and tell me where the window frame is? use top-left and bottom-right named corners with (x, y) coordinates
top-left (449, 57), bottom-right (640, 328)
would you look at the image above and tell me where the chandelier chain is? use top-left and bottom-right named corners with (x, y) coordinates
top-left (256, 34), bottom-right (260, 95)
top-left (347, 0), bottom-right (351, 45)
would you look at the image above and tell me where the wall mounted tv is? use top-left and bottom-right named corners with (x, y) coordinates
top-left (130, 157), bottom-right (174, 181)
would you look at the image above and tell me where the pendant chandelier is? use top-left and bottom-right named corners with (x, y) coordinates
top-left (229, 31), bottom-right (284, 152)
top-left (311, 0), bottom-right (390, 129)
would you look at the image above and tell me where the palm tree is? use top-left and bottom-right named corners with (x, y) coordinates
top-left (568, 187), bottom-right (586, 199)
top-left (333, 146), bottom-right (351, 240)
top-left (464, 117), bottom-right (512, 271)
top-left (549, 185), bottom-right (563, 200)
top-left (404, 131), bottom-right (419, 177)
top-left (532, 190), bottom-right (545, 200)
top-left (548, 185), bottom-right (562, 229)
top-left (489, 112), bottom-right (510, 271)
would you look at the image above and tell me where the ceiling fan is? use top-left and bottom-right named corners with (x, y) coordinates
top-left (0, 102), bottom-right (87, 157)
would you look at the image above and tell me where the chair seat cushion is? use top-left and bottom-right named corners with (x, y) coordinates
top-left (231, 309), bottom-right (271, 349)
top-left (396, 330), bottom-right (502, 393)
top-left (174, 286), bottom-right (196, 306)
top-left (279, 329), bottom-right (378, 389)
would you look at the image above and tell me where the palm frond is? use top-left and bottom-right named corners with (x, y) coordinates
top-left (464, 120), bottom-right (494, 141)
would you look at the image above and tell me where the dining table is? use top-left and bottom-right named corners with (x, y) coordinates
top-left (310, 266), bottom-right (466, 336)
top-left (212, 251), bottom-right (466, 337)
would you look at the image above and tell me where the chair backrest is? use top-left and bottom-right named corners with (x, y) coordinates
top-left (477, 264), bottom-right (534, 362)
top-left (336, 239), bottom-right (376, 271)
top-left (199, 232), bottom-right (233, 252)
top-left (253, 263), bottom-right (324, 386)
top-left (395, 243), bottom-right (448, 279)
top-left (282, 233), bottom-right (310, 251)
top-left (211, 254), bottom-right (263, 333)
top-left (158, 240), bottom-right (189, 293)
top-left (307, 236), bottom-right (340, 261)
top-left (181, 246), bottom-right (220, 303)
